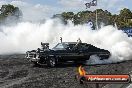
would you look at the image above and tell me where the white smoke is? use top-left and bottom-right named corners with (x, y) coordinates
top-left (0, 19), bottom-right (132, 64)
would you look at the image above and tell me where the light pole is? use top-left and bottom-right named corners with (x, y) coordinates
top-left (96, 9), bottom-right (98, 30)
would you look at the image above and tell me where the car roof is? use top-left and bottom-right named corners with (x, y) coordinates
top-left (61, 42), bottom-right (87, 45)
top-left (61, 42), bottom-right (77, 45)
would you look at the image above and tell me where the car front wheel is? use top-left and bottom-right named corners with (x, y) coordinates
top-left (47, 57), bottom-right (56, 67)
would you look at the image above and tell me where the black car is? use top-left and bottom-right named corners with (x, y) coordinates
top-left (26, 42), bottom-right (111, 67)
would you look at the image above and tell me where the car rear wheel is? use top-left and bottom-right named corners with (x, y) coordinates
top-left (47, 57), bottom-right (56, 67)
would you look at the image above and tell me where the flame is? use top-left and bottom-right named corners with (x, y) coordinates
top-left (78, 66), bottom-right (86, 76)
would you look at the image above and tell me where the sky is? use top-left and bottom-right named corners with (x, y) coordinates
top-left (0, 0), bottom-right (132, 21)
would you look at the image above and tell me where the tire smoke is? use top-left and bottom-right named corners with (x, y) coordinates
top-left (0, 19), bottom-right (132, 63)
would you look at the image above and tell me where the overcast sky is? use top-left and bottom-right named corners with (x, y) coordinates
top-left (0, 0), bottom-right (132, 21)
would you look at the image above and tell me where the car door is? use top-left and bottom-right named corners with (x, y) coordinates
top-left (65, 44), bottom-right (84, 60)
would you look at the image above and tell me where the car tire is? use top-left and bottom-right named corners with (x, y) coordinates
top-left (47, 57), bottom-right (56, 67)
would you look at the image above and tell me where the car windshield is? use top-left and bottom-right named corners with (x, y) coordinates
top-left (55, 43), bottom-right (64, 48)
top-left (52, 43), bottom-right (66, 50)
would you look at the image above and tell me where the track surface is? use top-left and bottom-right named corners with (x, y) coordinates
top-left (0, 54), bottom-right (132, 88)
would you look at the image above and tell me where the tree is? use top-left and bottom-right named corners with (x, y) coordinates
top-left (54, 8), bottom-right (132, 28)
top-left (118, 8), bottom-right (132, 28)
top-left (62, 12), bottom-right (74, 20)
top-left (119, 8), bottom-right (132, 19)
top-left (0, 4), bottom-right (22, 21)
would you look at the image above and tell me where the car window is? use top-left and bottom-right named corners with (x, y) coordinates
top-left (78, 44), bottom-right (89, 51)
top-left (55, 43), bottom-right (64, 49)
top-left (52, 43), bottom-right (66, 50)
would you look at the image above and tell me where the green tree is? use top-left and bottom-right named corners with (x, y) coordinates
top-left (118, 8), bottom-right (132, 28)
top-left (62, 12), bottom-right (74, 20)
top-left (0, 4), bottom-right (22, 20)
top-left (54, 8), bottom-right (132, 28)
top-left (119, 8), bottom-right (132, 19)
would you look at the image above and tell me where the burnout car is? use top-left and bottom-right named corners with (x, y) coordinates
top-left (26, 41), bottom-right (111, 67)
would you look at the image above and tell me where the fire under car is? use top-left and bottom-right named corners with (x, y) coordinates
top-left (26, 40), bottom-right (111, 67)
